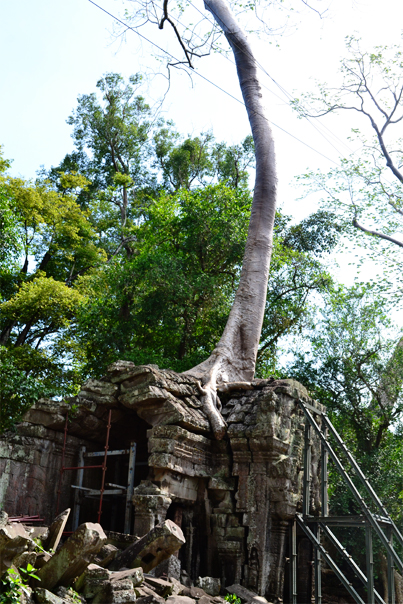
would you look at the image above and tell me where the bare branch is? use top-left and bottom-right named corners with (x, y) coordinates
top-left (158, 0), bottom-right (194, 67)
top-left (352, 217), bottom-right (403, 249)
top-left (299, 0), bottom-right (328, 18)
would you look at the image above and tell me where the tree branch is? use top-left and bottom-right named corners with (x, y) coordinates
top-left (352, 217), bottom-right (403, 249)
top-left (159, 0), bottom-right (194, 68)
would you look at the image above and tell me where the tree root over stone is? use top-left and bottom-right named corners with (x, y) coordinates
top-left (195, 380), bottom-right (227, 441)
top-left (184, 353), bottom-right (255, 440)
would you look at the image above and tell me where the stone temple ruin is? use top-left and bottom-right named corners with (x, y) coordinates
top-left (0, 362), bottom-right (325, 603)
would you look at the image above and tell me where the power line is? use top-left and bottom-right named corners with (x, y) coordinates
top-left (161, 5), bottom-right (346, 158)
top-left (187, 0), bottom-right (353, 155)
top-left (173, 2), bottom-right (348, 158)
top-left (128, 0), bottom-right (346, 158)
top-left (88, 1), bottom-right (243, 101)
top-left (87, 0), bottom-right (340, 165)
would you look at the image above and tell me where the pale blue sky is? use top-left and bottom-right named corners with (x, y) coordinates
top-left (2, 0), bottom-right (403, 227)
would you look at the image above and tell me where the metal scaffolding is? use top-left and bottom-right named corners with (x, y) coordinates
top-left (289, 400), bottom-right (401, 604)
top-left (56, 409), bottom-right (137, 533)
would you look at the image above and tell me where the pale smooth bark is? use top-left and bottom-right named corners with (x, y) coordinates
top-left (184, 0), bottom-right (278, 438)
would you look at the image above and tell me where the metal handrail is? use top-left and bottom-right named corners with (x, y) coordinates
top-left (297, 515), bottom-right (366, 604)
top-left (323, 414), bottom-right (403, 549)
top-left (319, 522), bottom-right (385, 604)
top-left (298, 401), bottom-right (403, 574)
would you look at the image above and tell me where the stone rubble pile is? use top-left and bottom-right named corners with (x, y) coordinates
top-left (0, 508), bottom-right (272, 604)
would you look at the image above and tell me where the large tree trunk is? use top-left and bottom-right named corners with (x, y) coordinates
top-left (184, 0), bottom-right (277, 438)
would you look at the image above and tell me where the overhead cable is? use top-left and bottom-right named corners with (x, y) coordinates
top-left (87, 0), bottom-right (340, 165)
top-left (188, 0), bottom-right (353, 155)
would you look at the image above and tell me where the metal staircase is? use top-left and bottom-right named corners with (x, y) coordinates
top-left (291, 400), bottom-right (402, 604)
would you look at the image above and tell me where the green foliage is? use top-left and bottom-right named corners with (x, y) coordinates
top-left (0, 72), bottom-right (338, 426)
top-left (0, 156), bottom-right (100, 403)
top-left (0, 565), bottom-right (39, 603)
top-left (257, 238), bottom-right (333, 377)
top-left (281, 209), bottom-right (342, 257)
top-left (154, 127), bottom-right (255, 191)
top-left (74, 182), bottom-right (253, 374)
top-left (285, 281), bottom-right (403, 583)
top-left (67, 73), bottom-right (153, 187)
top-left (224, 594), bottom-right (241, 604)
top-left (2, 275), bottom-right (85, 326)
top-left (0, 346), bottom-right (50, 433)
top-left (0, 150), bottom-right (20, 269)
top-left (64, 587), bottom-right (83, 603)
top-left (288, 284), bottom-right (403, 451)
top-left (74, 183), bottom-right (334, 378)
top-left (286, 282), bottom-right (403, 554)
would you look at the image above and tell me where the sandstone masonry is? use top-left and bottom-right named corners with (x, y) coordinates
top-left (0, 362), bottom-right (323, 603)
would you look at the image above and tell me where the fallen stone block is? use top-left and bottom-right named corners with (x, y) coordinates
top-left (198, 597), bottom-right (213, 604)
top-left (0, 522), bottom-right (33, 574)
top-left (136, 597), bottom-right (156, 604)
top-left (43, 508), bottom-right (71, 552)
top-left (167, 577), bottom-right (186, 595)
top-left (225, 584), bottom-right (269, 604)
top-left (109, 520), bottom-right (185, 573)
top-left (26, 526), bottom-right (49, 543)
top-left (34, 522), bottom-right (107, 590)
top-left (92, 577), bottom-right (137, 603)
top-left (105, 530), bottom-right (140, 549)
top-left (190, 586), bottom-right (210, 599)
top-left (36, 551), bottom-right (53, 569)
top-left (73, 562), bottom-right (110, 598)
top-left (109, 566), bottom-right (144, 587)
top-left (12, 549), bottom-right (38, 569)
top-left (144, 574), bottom-right (174, 597)
top-left (83, 569), bottom-right (144, 604)
top-left (84, 568), bottom-right (144, 601)
top-left (110, 592), bottom-right (137, 604)
top-left (110, 591), bottom-right (138, 604)
top-left (56, 586), bottom-right (86, 603)
top-left (34, 588), bottom-right (65, 604)
top-left (154, 554), bottom-right (181, 581)
top-left (166, 596), bottom-right (196, 604)
top-left (139, 583), bottom-right (166, 603)
top-left (95, 542), bottom-right (119, 567)
top-left (197, 577), bottom-right (221, 597)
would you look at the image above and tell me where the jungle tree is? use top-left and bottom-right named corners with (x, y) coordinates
top-left (120, 0), bottom-right (289, 438)
top-left (293, 37), bottom-right (403, 291)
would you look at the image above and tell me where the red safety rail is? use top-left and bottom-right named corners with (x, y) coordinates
top-left (56, 409), bottom-right (112, 526)
top-left (97, 410), bottom-right (112, 524)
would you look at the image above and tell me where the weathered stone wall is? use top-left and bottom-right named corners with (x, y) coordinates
top-left (0, 421), bottom-right (91, 523)
top-left (0, 362), bottom-right (323, 603)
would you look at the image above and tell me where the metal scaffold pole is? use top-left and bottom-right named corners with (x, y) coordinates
top-left (292, 399), bottom-right (398, 604)
top-left (56, 407), bottom-right (137, 533)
